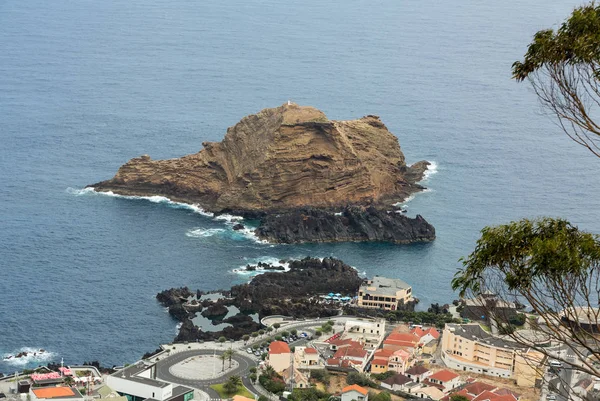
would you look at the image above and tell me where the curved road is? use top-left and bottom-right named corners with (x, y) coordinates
top-left (155, 350), bottom-right (258, 400)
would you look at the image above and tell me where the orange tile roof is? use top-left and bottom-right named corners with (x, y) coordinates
top-left (269, 341), bottom-right (290, 354)
top-left (429, 369), bottom-right (460, 382)
top-left (32, 388), bottom-right (75, 399)
top-left (342, 384), bottom-right (368, 396)
top-left (374, 348), bottom-right (395, 358)
top-left (473, 390), bottom-right (502, 401)
top-left (372, 358), bottom-right (389, 366)
top-left (304, 347), bottom-right (318, 354)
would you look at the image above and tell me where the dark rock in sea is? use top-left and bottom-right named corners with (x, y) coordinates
top-left (245, 264), bottom-right (256, 271)
top-left (255, 206), bottom-right (435, 244)
top-left (142, 348), bottom-right (163, 360)
top-left (230, 257), bottom-right (362, 318)
top-left (232, 223), bottom-right (245, 231)
top-left (156, 287), bottom-right (193, 307)
top-left (201, 303), bottom-right (228, 318)
top-left (168, 303), bottom-right (190, 321)
top-left (175, 319), bottom-right (203, 342)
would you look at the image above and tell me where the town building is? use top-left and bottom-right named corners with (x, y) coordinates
top-left (340, 384), bottom-right (369, 401)
top-left (106, 362), bottom-right (194, 401)
top-left (441, 323), bottom-right (544, 386)
top-left (424, 369), bottom-right (461, 392)
top-left (381, 373), bottom-right (412, 392)
top-left (343, 319), bottom-right (386, 349)
top-left (281, 366), bottom-right (310, 389)
top-left (459, 293), bottom-right (518, 322)
top-left (294, 346), bottom-right (320, 368)
top-left (357, 276), bottom-right (413, 311)
top-left (404, 365), bottom-right (431, 383)
top-left (266, 341), bottom-right (292, 373)
top-left (560, 306), bottom-right (600, 334)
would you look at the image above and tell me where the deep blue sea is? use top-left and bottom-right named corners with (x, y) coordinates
top-left (1, 0), bottom-right (599, 374)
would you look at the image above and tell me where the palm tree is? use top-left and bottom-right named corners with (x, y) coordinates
top-left (224, 348), bottom-right (235, 368)
top-left (223, 375), bottom-right (242, 394)
top-left (219, 353), bottom-right (227, 371)
top-left (263, 365), bottom-right (276, 378)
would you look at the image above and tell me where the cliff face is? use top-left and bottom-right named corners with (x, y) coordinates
top-left (91, 103), bottom-right (429, 213)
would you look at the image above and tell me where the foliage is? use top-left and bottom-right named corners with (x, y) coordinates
top-left (450, 395), bottom-right (471, 401)
top-left (508, 313), bottom-right (526, 326)
top-left (452, 217), bottom-right (600, 378)
top-left (258, 397), bottom-right (269, 401)
top-left (370, 370), bottom-right (395, 381)
top-left (370, 392), bottom-right (392, 401)
top-left (314, 329), bottom-right (322, 336)
top-left (273, 323), bottom-right (281, 330)
top-left (310, 369), bottom-right (330, 385)
top-left (259, 372), bottom-right (286, 394)
top-left (289, 387), bottom-right (330, 401)
top-left (290, 329), bottom-right (298, 335)
top-left (346, 372), bottom-right (377, 388)
top-left (243, 334), bottom-right (250, 343)
top-left (386, 310), bottom-right (460, 328)
top-left (218, 336), bottom-right (227, 343)
top-left (513, 3), bottom-right (600, 157)
top-left (210, 382), bottom-right (253, 399)
top-left (223, 375), bottom-right (242, 394)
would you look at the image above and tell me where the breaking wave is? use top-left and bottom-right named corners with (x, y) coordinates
top-left (421, 160), bottom-right (438, 182)
top-left (232, 256), bottom-right (291, 276)
top-left (2, 347), bottom-right (57, 367)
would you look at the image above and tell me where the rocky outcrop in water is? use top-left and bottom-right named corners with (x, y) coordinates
top-left (255, 206), bottom-right (435, 243)
top-left (90, 103), bottom-right (430, 213)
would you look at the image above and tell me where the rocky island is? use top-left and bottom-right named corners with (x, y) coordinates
top-left (90, 103), bottom-right (435, 243)
top-left (157, 257), bottom-right (365, 342)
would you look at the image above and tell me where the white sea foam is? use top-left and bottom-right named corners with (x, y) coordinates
top-left (2, 347), bottom-right (57, 367)
top-left (214, 213), bottom-right (243, 222)
top-left (67, 187), bottom-right (215, 217)
top-left (232, 256), bottom-right (290, 275)
top-left (175, 322), bottom-right (182, 334)
top-left (421, 160), bottom-right (438, 182)
top-left (186, 228), bottom-right (226, 238)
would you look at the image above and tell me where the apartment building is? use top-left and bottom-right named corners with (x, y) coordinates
top-left (357, 276), bottom-right (413, 311)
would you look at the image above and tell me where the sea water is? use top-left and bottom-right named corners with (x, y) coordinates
top-left (1, 0), bottom-right (598, 373)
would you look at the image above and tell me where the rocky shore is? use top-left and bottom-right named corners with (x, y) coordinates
top-left (89, 103), bottom-right (436, 244)
top-left (157, 257), bottom-right (365, 342)
top-left (255, 206), bottom-right (435, 243)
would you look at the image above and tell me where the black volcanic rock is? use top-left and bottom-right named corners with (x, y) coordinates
top-left (157, 287), bottom-right (193, 307)
top-left (201, 303), bottom-right (228, 318)
top-left (255, 206), bottom-right (435, 244)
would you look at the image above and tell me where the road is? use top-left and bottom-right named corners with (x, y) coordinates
top-left (154, 349), bottom-right (258, 400)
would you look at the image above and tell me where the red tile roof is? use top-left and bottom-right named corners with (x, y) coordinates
top-left (304, 347), bottom-right (318, 354)
top-left (410, 326), bottom-right (441, 340)
top-left (429, 369), bottom-right (460, 382)
top-left (494, 389), bottom-right (520, 399)
top-left (334, 346), bottom-right (368, 359)
top-left (269, 341), bottom-right (291, 354)
top-left (464, 382), bottom-right (497, 396)
top-left (342, 384), bottom-right (368, 395)
top-left (473, 390), bottom-right (502, 401)
top-left (330, 338), bottom-right (362, 348)
top-left (374, 348), bottom-right (395, 358)
top-left (384, 332), bottom-right (420, 348)
top-left (441, 389), bottom-right (475, 401)
top-left (382, 373), bottom-right (412, 386)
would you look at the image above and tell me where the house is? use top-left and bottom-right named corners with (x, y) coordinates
top-left (441, 389), bottom-right (475, 401)
top-left (422, 339), bottom-right (439, 355)
top-left (357, 276), bottom-right (413, 311)
top-left (388, 349), bottom-right (412, 373)
top-left (329, 345), bottom-right (370, 372)
top-left (281, 366), bottom-right (310, 389)
top-left (295, 346), bottom-right (320, 368)
top-left (266, 341), bottom-right (292, 373)
top-left (343, 319), bottom-right (386, 349)
top-left (404, 365), bottom-right (431, 383)
top-left (329, 338), bottom-right (363, 351)
top-left (425, 369), bottom-right (461, 392)
top-left (411, 326), bottom-right (440, 345)
top-left (370, 349), bottom-right (395, 374)
top-left (443, 383), bottom-right (521, 401)
top-left (341, 384), bottom-right (369, 401)
top-left (382, 332), bottom-right (420, 352)
top-left (413, 386), bottom-right (445, 400)
top-left (381, 373), bottom-right (412, 392)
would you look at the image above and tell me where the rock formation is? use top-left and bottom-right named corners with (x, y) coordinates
top-left (255, 206), bottom-right (435, 244)
top-left (90, 103), bottom-right (430, 213)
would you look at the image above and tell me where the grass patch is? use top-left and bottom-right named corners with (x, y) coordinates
top-left (209, 383), bottom-right (255, 399)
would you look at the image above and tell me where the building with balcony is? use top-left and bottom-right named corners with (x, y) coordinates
top-left (357, 276), bottom-right (412, 311)
top-left (441, 324), bottom-right (543, 386)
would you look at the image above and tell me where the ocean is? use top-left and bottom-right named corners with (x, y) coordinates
top-left (1, 0), bottom-right (598, 373)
